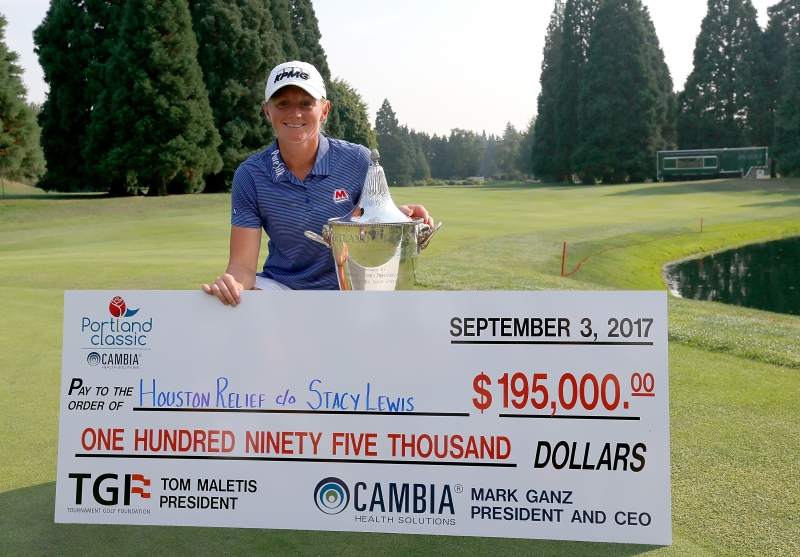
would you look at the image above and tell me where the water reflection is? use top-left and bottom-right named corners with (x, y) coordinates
top-left (665, 236), bottom-right (800, 316)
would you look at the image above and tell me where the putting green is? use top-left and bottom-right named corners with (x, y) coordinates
top-left (1, 178), bottom-right (798, 556)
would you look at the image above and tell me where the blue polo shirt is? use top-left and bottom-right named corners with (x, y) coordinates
top-left (231, 135), bottom-right (371, 290)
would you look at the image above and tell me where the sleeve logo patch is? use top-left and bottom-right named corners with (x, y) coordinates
top-left (333, 189), bottom-right (349, 203)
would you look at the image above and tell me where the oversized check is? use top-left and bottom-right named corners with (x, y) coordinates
top-left (55, 291), bottom-right (670, 544)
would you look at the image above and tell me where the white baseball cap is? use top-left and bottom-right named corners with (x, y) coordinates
top-left (265, 61), bottom-right (326, 101)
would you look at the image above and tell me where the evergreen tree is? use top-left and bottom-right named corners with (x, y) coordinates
top-left (269, 0), bottom-right (299, 61)
top-left (516, 116), bottom-right (536, 177)
top-left (495, 123), bottom-right (522, 179)
top-left (328, 78), bottom-right (377, 148)
top-left (34, 0), bottom-right (121, 191)
top-left (0, 13), bottom-right (45, 182)
top-left (677, 0), bottom-right (764, 149)
top-left (410, 146), bottom-right (431, 182)
top-left (641, 5), bottom-right (677, 152)
top-left (191, 0), bottom-right (282, 191)
top-left (374, 99), bottom-right (411, 186)
top-left (480, 132), bottom-right (498, 177)
top-left (289, 0), bottom-right (329, 77)
top-left (774, 38), bottom-right (800, 176)
top-left (289, 0), bottom-right (342, 138)
top-left (574, 0), bottom-right (666, 183)
top-left (555, 0), bottom-right (599, 182)
top-left (441, 129), bottom-right (484, 179)
top-left (407, 129), bottom-right (431, 182)
top-left (86, 0), bottom-right (221, 196)
top-left (761, 1), bottom-right (800, 165)
top-left (532, 0), bottom-right (566, 182)
top-left (427, 134), bottom-right (449, 179)
top-left (420, 133), bottom-right (446, 179)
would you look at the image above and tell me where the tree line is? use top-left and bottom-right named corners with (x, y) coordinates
top-left (28, 0), bottom-right (375, 195)
top-left (373, 99), bottom-right (535, 186)
top-left (3, 0), bottom-right (800, 192)
top-left (532, 0), bottom-right (800, 183)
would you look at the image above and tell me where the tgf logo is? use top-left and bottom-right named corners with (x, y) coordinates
top-left (69, 473), bottom-right (151, 505)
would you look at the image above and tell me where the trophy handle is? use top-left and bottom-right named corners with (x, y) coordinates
top-left (418, 222), bottom-right (442, 250)
top-left (304, 225), bottom-right (332, 247)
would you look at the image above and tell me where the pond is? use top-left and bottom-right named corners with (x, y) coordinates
top-left (664, 236), bottom-right (800, 316)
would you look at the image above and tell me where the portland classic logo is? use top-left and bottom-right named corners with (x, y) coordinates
top-left (314, 477), bottom-right (350, 515)
top-left (109, 296), bottom-right (139, 318)
top-left (81, 295), bottom-right (152, 347)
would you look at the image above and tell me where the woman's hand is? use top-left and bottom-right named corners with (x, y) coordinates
top-left (202, 226), bottom-right (262, 306)
top-left (202, 274), bottom-right (244, 306)
top-left (398, 205), bottom-right (434, 227)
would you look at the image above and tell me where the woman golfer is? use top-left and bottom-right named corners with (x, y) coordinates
top-left (203, 61), bottom-right (433, 305)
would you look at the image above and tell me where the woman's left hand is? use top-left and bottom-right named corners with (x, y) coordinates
top-left (398, 205), bottom-right (434, 228)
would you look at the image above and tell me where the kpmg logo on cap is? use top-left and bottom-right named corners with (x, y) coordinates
top-left (274, 66), bottom-right (309, 83)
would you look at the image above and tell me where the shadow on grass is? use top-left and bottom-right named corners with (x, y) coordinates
top-left (0, 483), bottom-right (661, 557)
top-left (420, 182), bottom-right (585, 192)
top-left (745, 196), bottom-right (800, 208)
top-left (0, 192), bottom-right (108, 201)
top-left (608, 179), bottom-right (800, 197)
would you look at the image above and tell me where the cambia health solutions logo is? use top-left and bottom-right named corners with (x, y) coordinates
top-left (314, 477), bottom-right (350, 515)
top-left (86, 350), bottom-right (140, 369)
top-left (81, 295), bottom-right (153, 347)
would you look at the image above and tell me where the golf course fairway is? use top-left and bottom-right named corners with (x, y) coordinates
top-left (1, 178), bottom-right (798, 556)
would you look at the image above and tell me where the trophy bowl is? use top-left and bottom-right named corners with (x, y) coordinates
top-left (305, 150), bottom-right (441, 290)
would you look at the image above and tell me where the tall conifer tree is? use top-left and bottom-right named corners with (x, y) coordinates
top-left (0, 13), bottom-right (45, 182)
top-left (441, 129), bottom-right (484, 179)
top-left (761, 1), bottom-right (800, 164)
top-left (642, 6), bottom-right (677, 152)
top-left (555, 0), bottom-right (599, 182)
top-left (269, 0), bottom-right (300, 61)
top-left (495, 123), bottom-right (522, 179)
top-left (574, 0), bottom-right (664, 183)
top-left (532, 0), bottom-right (566, 182)
top-left (516, 117), bottom-right (536, 177)
top-left (86, 0), bottom-right (221, 195)
top-left (329, 78), bottom-right (376, 148)
top-left (34, 0), bottom-right (121, 191)
top-left (480, 133), bottom-right (498, 177)
top-left (289, 0), bottom-right (330, 77)
top-left (288, 0), bottom-right (342, 138)
top-left (375, 99), bottom-right (411, 186)
top-left (774, 38), bottom-right (800, 176)
top-left (191, 0), bottom-right (282, 191)
top-left (407, 128), bottom-right (431, 182)
top-left (677, 0), bottom-right (764, 149)
top-left (427, 134), bottom-right (448, 179)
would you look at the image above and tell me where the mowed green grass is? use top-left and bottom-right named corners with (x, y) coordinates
top-left (1, 178), bottom-right (799, 556)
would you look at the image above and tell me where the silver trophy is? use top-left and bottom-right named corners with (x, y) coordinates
top-left (305, 150), bottom-right (441, 290)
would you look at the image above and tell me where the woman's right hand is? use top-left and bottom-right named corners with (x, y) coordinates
top-left (202, 273), bottom-right (245, 306)
top-left (202, 226), bottom-right (262, 306)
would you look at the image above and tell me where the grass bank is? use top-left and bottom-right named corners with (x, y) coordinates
top-left (0, 178), bottom-right (798, 556)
